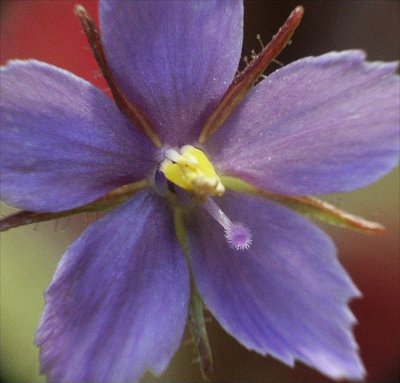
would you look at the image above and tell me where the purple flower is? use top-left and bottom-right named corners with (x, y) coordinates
top-left (0, 1), bottom-right (399, 383)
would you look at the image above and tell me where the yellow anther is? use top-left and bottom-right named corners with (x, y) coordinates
top-left (161, 145), bottom-right (225, 197)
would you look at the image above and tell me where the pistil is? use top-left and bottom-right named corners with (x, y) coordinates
top-left (202, 197), bottom-right (252, 251)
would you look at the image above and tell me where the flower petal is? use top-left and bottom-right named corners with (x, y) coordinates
top-left (207, 51), bottom-right (399, 195)
top-left (36, 190), bottom-right (189, 383)
top-left (0, 60), bottom-right (156, 212)
top-left (188, 191), bottom-right (365, 380)
top-left (100, 0), bottom-right (243, 145)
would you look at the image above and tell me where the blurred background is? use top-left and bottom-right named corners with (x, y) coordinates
top-left (0, 1), bottom-right (399, 382)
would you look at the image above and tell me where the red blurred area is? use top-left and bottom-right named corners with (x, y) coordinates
top-left (1, 0), bottom-right (106, 90)
top-left (346, 233), bottom-right (400, 382)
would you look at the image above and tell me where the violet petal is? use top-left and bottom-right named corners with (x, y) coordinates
top-left (207, 51), bottom-right (399, 195)
top-left (36, 190), bottom-right (189, 383)
top-left (99, 0), bottom-right (243, 145)
top-left (0, 60), bottom-right (156, 212)
top-left (188, 191), bottom-right (365, 380)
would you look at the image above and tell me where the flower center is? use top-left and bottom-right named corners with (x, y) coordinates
top-left (161, 146), bottom-right (251, 251)
top-left (160, 145), bottom-right (225, 197)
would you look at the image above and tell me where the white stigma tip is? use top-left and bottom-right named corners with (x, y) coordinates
top-left (225, 223), bottom-right (252, 251)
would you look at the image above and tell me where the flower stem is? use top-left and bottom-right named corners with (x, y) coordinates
top-left (172, 202), bottom-right (213, 381)
top-left (188, 286), bottom-right (214, 382)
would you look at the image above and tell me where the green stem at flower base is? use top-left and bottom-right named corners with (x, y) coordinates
top-left (0, 180), bottom-right (148, 232)
top-left (172, 202), bottom-right (213, 382)
top-left (199, 6), bottom-right (304, 144)
top-left (222, 176), bottom-right (385, 234)
top-left (188, 285), bottom-right (213, 382)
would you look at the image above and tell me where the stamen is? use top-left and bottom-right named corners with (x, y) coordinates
top-left (203, 198), bottom-right (252, 251)
top-left (165, 148), bottom-right (184, 163)
top-left (161, 146), bottom-right (225, 197)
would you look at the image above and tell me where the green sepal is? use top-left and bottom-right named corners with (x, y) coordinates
top-left (198, 7), bottom-right (304, 144)
top-left (0, 180), bottom-right (147, 232)
top-left (221, 176), bottom-right (384, 234)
